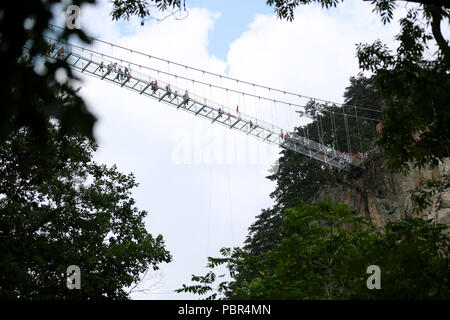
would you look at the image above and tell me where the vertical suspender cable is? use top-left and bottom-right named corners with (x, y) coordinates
top-left (329, 106), bottom-right (337, 153)
top-left (253, 84), bottom-right (258, 125)
top-left (167, 60), bottom-right (170, 84)
top-left (269, 89), bottom-right (274, 130)
top-left (332, 110), bottom-right (339, 151)
top-left (355, 106), bottom-right (363, 152)
top-left (344, 113), bottom-right (352, 154)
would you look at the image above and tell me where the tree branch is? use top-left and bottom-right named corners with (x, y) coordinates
top-left (429, 6), bottom-right (450, 63)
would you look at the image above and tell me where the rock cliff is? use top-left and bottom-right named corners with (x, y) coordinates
top-left (316, 157), bottom-right (450, 229)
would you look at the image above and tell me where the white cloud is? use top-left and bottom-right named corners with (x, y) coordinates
top-left (226, 2), bottom-right (399, 114)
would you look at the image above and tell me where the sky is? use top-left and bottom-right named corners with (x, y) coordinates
top-left (51, 0), bottom-right (414, 299)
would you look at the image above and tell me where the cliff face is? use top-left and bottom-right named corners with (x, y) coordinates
top-left (316, 157), bottom-right (450, 229)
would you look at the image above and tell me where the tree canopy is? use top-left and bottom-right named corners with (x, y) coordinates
top-left (1, 1), bottom-right (97, 147)
top-left (178, 199), bottom-right (449, 300)
top-left (0, 110), bottom-right (171, 299)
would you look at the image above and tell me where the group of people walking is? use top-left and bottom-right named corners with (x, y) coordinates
top-left (100, 62), bottom-right (131, 82)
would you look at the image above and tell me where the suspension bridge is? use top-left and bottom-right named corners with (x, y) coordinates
top-left (24, 25), bottom-right (382, 171)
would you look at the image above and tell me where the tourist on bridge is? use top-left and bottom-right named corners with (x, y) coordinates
top-left (99, 62), bottom-right (104, 72)
top-left (183, 90), bottom-right (189, 104)
top-left (151, 80), bottom-right (158, 93)
top-left (115, 67), bottom-right (123, 81)
top-left (113, 62), bottom-right (117, 73)
top-left (159, 84), bottom-right (172, 101)
top-left (342, 152), bottom-right (350, 162)
top-left (165, 84), bottom-right (171, 97)
top-left (57, 47), bottom-right (64, 58)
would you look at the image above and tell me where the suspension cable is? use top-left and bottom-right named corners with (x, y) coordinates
top-left (354, 106), bottom-right (363, 152)
top-left (344, 114), bottom-right (352, 154)
top-left (47, 23), bottom-right (382, 115)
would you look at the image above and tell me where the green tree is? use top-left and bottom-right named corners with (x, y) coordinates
top-left (178, 199), bottom-right (449, 299)
top-left (244, 206), bottom-right (285, 256)
top-left (1, 1), bottom-right (96, 145)
top-left (0, 115), bottom-right (171, 299)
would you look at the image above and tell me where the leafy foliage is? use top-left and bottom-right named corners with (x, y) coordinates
top-left (0, 121), bottom-right (171, 299)
top-left (411, 174), bottom-right (450, 213)
top-left (178, 199), bottom-right (450, 299)
top-left (351, 218), bottom-right (449, 299)
top-left (1, 0), bottom-right (97, 149)
top-left (244, 206), bottom-right (285, 256)
top-left (265, 0), bottom-right (340, 22)
top-left (111, 0), bottom-right (184, 20)
top-left (357, 6), bottom-right (450, 172)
